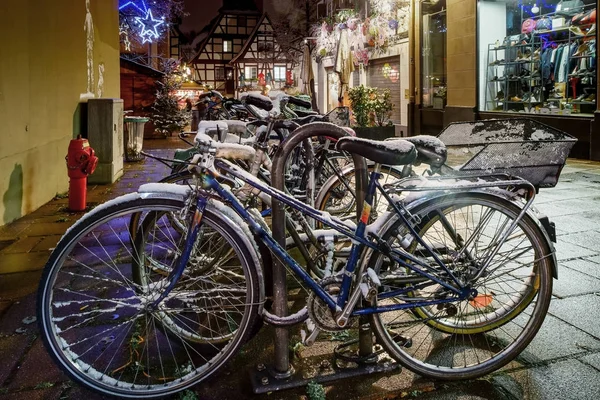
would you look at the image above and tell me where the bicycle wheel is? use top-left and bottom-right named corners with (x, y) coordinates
top-left (37, 195), bottom-right (262, 398)
top-left (369, 192), bottom-right (554, 380)
top-left (316, 164), bottom-right (404, 219)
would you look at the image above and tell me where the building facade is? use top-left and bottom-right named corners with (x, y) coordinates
top-left (412, 0), bottom-right (600, 160)
top-left (314, 0), bottom-right (411, 136)
top-left (0, 0), bottom-right (120, 227)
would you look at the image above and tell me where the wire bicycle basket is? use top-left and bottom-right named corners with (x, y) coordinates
top-left (438, 118), bottom-right (577, 188)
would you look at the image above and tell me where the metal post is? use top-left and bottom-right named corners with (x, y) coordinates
top-left (270, 122), bottom-right (367, 375)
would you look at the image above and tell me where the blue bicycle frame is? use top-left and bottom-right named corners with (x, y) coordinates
top-left (162, 158), bottom-right (472, 317)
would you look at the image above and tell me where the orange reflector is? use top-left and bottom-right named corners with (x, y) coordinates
top-left (469, 294), bottom-right (493, 308)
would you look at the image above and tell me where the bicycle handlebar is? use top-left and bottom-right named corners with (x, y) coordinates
top-left (243, 94), bottom-right (273, 112)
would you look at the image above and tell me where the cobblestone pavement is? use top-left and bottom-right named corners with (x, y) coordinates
top-left (1, 138), bottom-right (599, 399)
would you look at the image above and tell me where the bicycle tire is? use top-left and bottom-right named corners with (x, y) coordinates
top-left (316, 164), bottom-right (404, 220)
top-left (368, 192), bottom-right (554, 380)
top-left (37, 195), bottom-right (262, 398)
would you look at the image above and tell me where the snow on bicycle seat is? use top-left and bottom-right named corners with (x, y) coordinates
top-left (222, 120), bottom-right (247, 134)
top-left (336, 136), bottom-right (417, 166)
top-left (390, 135), bottom-right (447, 168)
top-left (193, 132), bottom-right (256, 162)
top-left (196, 121), bottom-right (228, 142)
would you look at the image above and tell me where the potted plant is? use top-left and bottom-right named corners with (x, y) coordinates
top-left (348, 85), bottom-right (395, 140)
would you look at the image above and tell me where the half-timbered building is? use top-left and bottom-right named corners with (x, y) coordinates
top-left (230, 13), bottom-right (294, 96)
top-left (190, 1), bottom-right (262, 95)
top-left (190, 0), bottom-right (294, 97)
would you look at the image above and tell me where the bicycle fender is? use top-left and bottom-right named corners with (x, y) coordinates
top-left (368, 190), bottom-right (558, 279)
top-left (127, 186), bottom-right (269, 307)
top-left (139, 183), bottom-right (191, 201)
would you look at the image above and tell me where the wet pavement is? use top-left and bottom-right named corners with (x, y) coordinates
top-left (0, 137), bottom-right (599, 399)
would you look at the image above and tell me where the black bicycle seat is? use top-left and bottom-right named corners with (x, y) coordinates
top-left (292, 114), bottom-right (327, 125)
top-left (294, 109), bottom-right (319, 117)
top-left (395, 135), bottom-right (447, 168)
top-left (337, 137), bottom-right (417, 166)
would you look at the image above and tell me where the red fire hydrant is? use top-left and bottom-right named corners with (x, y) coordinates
top-left (66, 135), bottom-right (98, 211)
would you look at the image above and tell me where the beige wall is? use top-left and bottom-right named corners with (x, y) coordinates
top-left (446, 0), bottom-right (477, 107)
top-left (0, 0), bottom-right (120, 225)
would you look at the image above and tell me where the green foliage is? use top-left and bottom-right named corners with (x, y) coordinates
top-left (306, 381), bottom-right (326, 400)
top-left (328, 330), bottom-right (350, 341)
top-left (348, 85), bottom-right (370, 127)
top-left (348, 85), bottom-right (393, 127)
top-left (371, 88), bottom-right (393, 127)
top-left (151, 60), bottom-right (191, 135)
top-left (34, 382), bottom-right (55, 389)
top-left (289, 340), bottom-right (305, 358)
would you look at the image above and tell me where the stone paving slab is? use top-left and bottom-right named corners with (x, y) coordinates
top-left (551, 264), bottom-right (600, 298)
top-left (0, 271), bottom-right (42, 300)
top-left (60, 386), bottom-right (114, 400)
top-left (579, 352), bottom-right (600, 370)
top-left (0, 334), bottom-right (33, 387)
top-left (7, 338), bottom-right (68, 391)
top-left (1, 237), bottom-right (44, 254)
top-left (516, 314), bottom-right (600, 363)
top-left (563, 258), bottom-right (600, 280)
top-left (31, 235), bottom-right (62, 252)
top-left (551, 239), bottom-right (598, 261)
top-left (543, 214), bottom-right (600, 235)
top-left (548, 294), bottom-right (600, 338)
top-left (560, 230), bottom-right (600, 252)
top-left (0, 252), bottom-right (50, 274)
top-left (0, 387), bottom-right (63, 400)
top-left (503, 359), bottom-right (600, 400)
top-left (0, 300), bottom-right (11, 318)
top-left (0, 293), bottom-right (38, 336)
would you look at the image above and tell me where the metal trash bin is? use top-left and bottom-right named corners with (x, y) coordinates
top-left (124, 116), bottom-right (149, 162)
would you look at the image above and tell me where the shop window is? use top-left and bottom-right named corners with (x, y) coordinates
top-left (215, 67), bottom-right (225, 81)
top-left (478, 0), bottom-right (597, 116)
top-left (245, 66), bottom-right (258, 79)
top-left (273, 66), bottom-right (286, 81)
top-left (421, 0), bottom-right (447, 109)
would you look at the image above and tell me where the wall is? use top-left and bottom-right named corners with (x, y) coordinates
top-left (0, 0), bottom-right (120, 226)
top-left (477, 2), bottom-right (507, 111)
top-left (445, 0), bottom-right (477, 123)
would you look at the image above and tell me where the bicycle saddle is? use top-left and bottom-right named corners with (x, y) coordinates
top-left (292, 114), bottom-right (328, 125)
top-left (395, 135), bottom-right (447, 168)
top-left (294, 109), bottom-right (319, 117)
top-left (336, 137), bottom-right (417, 166)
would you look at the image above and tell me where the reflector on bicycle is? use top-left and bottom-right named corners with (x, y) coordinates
top-left (469, 294), bottom-right (494, 308)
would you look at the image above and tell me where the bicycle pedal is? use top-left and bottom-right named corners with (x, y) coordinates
top-left (301, 319), bottom-right (320, 346)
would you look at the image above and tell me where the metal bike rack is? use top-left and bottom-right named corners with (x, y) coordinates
top-left (250, 122), bottom-right (399, 393)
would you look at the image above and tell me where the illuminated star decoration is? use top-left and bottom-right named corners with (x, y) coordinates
top-left (135, 9), bottom-right (165, 43)
top-left (119, 1), bottom-right (165, 44)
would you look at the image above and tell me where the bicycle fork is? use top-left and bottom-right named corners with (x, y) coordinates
top-left (149, 195), bottom-right (208, 310)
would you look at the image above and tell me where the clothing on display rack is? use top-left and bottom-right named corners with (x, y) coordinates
top-left (485, 4), bottom-right (596, 114)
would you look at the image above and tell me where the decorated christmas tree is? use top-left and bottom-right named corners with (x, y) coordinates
top-left (151, 59), bottom-right (190, 136)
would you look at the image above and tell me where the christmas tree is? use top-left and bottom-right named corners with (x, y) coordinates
top-left (151, 59), bottom-right (190, 136)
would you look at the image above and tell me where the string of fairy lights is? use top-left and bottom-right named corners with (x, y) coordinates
top-left (119, 0), bottom-right (166, 46)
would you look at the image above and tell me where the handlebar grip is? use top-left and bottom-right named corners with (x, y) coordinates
top-left (244, 94), bottom-right (273, 111)
top-left (287, 96), bottom-right (312, 109)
